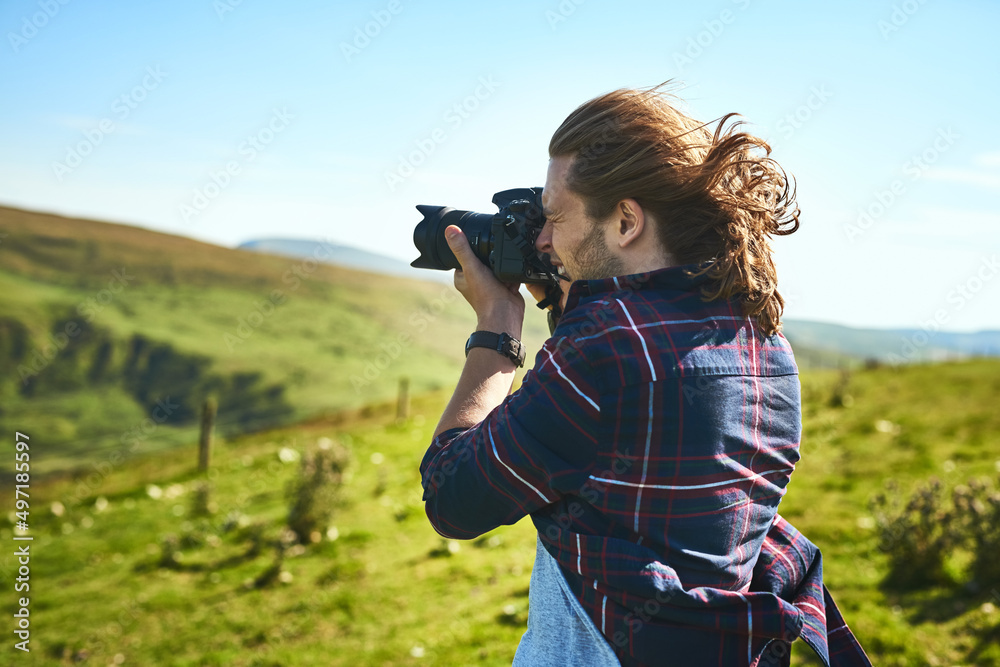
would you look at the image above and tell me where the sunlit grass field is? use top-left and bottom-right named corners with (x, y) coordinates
top-left (6, 359), bottom-right (999, 665)
top-left (0, 206), bottom-right (551, 474)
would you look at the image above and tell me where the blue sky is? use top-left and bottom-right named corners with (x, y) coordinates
top-left (2, 0), bottom-right (999, 332)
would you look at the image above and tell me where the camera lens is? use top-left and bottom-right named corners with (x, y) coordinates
top-left (411, 205), bottom-right (494, 272)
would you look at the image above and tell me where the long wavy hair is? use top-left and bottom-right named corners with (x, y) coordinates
top-left (548, 84), bottom-right (800, 337)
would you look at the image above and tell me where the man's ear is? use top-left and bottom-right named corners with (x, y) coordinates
top-left (616, 198), bottom-right (645, 249)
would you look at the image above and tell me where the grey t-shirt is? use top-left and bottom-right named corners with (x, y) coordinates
top-left (513, 535), bottom-right (621, 666)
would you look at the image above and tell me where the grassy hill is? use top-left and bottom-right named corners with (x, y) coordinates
top-left (0, 204), bottom-right (857, 477)
top-left (4, 203), bottom-right (998, 479)
top-left (0, 206), bottom-right (550, 474)
top-left (4, 359), bottom-right (999, 665)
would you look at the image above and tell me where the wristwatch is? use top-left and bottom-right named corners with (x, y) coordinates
top-left (465, 331), bottom-right (526, 368)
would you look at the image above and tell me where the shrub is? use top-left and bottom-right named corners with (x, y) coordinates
top-left (829, 369), bottom-right (854, 408)
top-left (869, 477), bottom-right (961, 587)
top-left (870, 474), bottom-right (1000, 591)
top-left (953, 477), bottom-right (1000, 589)
top-left (190, 481), bottom-right (214, 517)
top-left (285, 442), bottom-right (350, 544)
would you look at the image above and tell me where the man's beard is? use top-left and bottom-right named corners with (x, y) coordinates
top-left (565, 222), bottom-right (624, 281)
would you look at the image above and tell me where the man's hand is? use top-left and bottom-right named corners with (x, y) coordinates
top-left (445, 225), bottom-right (524, 336)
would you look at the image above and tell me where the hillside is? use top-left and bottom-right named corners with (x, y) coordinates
top-left (237, 237), bottom-right (447, 283)
top-left (2, 204), bottom-right (995, 475)
top-left (8, 359), bottom-right (1000, 665)
top-left (0, 206), bottom-right (550, 473)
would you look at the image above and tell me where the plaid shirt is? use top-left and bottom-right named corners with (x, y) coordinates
top-left (421, 266), bottom-right (871, 666)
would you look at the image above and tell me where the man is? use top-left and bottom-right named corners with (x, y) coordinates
top-left (420, 86), bottom-right (871, 666)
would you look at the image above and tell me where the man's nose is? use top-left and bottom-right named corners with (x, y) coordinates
top-left (535, 221), bottom-right (552, 254)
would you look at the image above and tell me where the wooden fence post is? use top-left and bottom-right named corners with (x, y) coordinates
top-left (199, 397), bottom-right (217, 472)
top-left (397, 377), bottom-right (410, 422)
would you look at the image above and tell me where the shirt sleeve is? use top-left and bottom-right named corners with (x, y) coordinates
top-left (419, 332), bottom-right (601, 539)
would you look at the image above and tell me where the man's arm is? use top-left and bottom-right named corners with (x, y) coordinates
top-left (432, 308), bottom-right (523, 438)
top-left (420, 330), bottom-right (600, 539)
top-left (421, 226), bottom-right (597, 539)
top-left (435, 223), bottom-right (577, 435)
top-left (433, 225), bottom-right (526, 438)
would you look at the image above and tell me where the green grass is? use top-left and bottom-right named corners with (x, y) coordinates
top-left (7, 391), bottom-right (538, 666)
top-left (0, 206), bottom-right (551, 475)
top-left (4, 359), bottom-right (1000, 665)
top-left (782, 360), bottom-right (1000, 665)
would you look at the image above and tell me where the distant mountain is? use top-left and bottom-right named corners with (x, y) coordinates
top-left (236, 237), bottom-right (450, 283)
top-left (782, 320), bottom-right (1000, 365)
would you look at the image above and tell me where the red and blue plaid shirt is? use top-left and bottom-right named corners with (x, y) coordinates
top-left (421, 265), bottom-right (871, 666)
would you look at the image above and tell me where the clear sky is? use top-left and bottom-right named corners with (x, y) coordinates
top-left (2, 0), bottom-right (998, 332)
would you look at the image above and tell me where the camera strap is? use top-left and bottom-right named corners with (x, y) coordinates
top-left (535, 283), bottom-right (565, 335)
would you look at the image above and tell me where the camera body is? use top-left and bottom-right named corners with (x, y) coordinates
top-left (410, 187), bottom-right (558, 285)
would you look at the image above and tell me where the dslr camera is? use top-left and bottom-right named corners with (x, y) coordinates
top-left (410, 187), bottom-right (561, 286)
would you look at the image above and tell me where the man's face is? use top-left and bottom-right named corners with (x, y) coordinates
top-left (537, 156), bottom-right (624, 282)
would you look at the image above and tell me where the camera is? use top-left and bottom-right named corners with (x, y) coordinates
top-left (410, 187), bottom-right (560, 285)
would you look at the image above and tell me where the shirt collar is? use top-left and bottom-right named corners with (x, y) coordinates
top-left (563, 263), bottom-right (712, 312)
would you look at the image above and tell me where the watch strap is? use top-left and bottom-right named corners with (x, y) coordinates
top-left (465, 331), bottom-right (526, 368)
